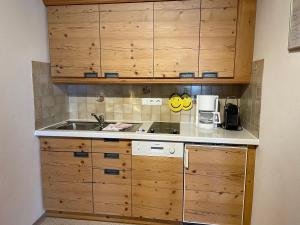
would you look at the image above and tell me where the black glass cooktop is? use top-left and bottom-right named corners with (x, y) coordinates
top-left (148, 122), bottom-right (180, 134)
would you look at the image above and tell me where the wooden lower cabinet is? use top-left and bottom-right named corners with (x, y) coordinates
top-left (40, 138), bottom-right (93, 213)
top-left (132, 156), bottom-right (183, 221)
top-left (92, 139), bottom-right (132, 216)
top-left (184, 145), bottom-right (248, 225)
top-left (40, 137), bottom-right (255, 224)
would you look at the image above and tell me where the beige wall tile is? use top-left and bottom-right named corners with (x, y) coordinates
top-left (133, 104), bottom-right (142, 113)
top-left (114, 104), bottom-right (123, 113)
top-left (142, 105), bottom-right (151, 114)
top-left (141, 114), bottom-right (151, 121)
top-left (114, 112), bottom-right (123, 120)
top-left (123, 113), bottom-right (133, 121)
top-left (151, 113), bottom-right (161, 121)
top-left (132, 113), bottom-right (142, 121)
top-left (123, 104), bottom-right (133, 113)
top-left (161, 113), bottom-right (171, 122)
top-left (87, 103), bottom-right (96, 113)
top-left (105, 112), bottom-right (114, 120)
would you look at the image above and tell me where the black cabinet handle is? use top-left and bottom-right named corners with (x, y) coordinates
top-left (105, 72), bottom-right (119, 78)
top-left (104, 153), bottom-right (120, 159)
top-left (202, 72), bottom-right (218, 78)
top-left (179, 72), bottom-right (195, 78)
top-left (104, 138), bottom-right (120, 142)
top-left (73, 152), bottom-right (89, 158)
top-left (84, 72), bottom-right (98, 78)
top-left (104, 169), bottom-right (120, 175)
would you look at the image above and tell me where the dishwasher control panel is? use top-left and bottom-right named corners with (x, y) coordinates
top-left (132, 141), bottom-right (184, 158)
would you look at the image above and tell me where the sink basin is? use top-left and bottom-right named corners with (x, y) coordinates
top-left (46, 121), bottom-right (142, 132)
top-left (48, 121), bottom-right (103, 131)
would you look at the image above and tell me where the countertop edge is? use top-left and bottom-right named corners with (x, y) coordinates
top-left (34, 130), bottom-right (259, 146)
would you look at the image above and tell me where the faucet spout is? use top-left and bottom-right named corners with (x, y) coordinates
top-left (91, 113), bottom-right (105, 127)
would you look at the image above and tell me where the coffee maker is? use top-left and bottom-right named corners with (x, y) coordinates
top-left (196, 95), bottom-right (221, 129)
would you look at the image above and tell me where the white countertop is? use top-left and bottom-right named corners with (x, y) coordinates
top-left (35, 120), bottom-right (259, 146)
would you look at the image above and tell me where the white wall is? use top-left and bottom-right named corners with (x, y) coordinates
top-left (0, 0), bottom-right (49, 224)
top-left (252, 0), bottom-right (300, 224)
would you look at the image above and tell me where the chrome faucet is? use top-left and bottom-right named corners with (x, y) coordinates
top-left (91, 113), bottom-right (105, 127)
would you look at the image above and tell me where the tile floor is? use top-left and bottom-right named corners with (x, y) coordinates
top-left (39, 217), bottom-right (134, 225)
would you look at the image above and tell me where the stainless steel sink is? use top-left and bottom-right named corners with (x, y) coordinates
top-left (46, 121), bottom-right (141, 132)
top-left (47, 121), bottom-right (103, 131)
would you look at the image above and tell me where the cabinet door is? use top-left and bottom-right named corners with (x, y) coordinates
top-left (100, 3), bottom-right (153, 78)
top-left (132, 156), bottom-right (183, 221)
top-left (154, 0), bottom-right (200, 78)
top-left (48, 5), bottom-right (100, 78)
top-left (92, 139), bottom-right (132, 216)
top-left (184, 145), bottom-right (247, 225)
top-left (199, 0), bottom-right (238, 78)
top-left (40, 139), bottom-right (93, 213)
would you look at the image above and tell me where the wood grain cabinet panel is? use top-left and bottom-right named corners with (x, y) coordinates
top-left (92, 139), bottom-right (131, 154)
top-left (184, 145), bottom-right (247, 225)
top-left (132, 156), bottom-right (183, 221)
top-left (92, 139), bottom-right (132, 216)
top-left (154, 0), bottom-right (200, 78)
top-left (201, 0), bottom-right (238, 8)
top-left (48, 5), bottom-right (100, 78)
top-left (100, 3), bottom-right (153, 78)
top-left (40, 137), bottom-right (91, 152)
top-left (40, 138), bottom-right (93, 213)
top-left (199, 5), bottom-right (238, 78)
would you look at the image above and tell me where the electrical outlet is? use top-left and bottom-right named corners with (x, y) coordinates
top-left (142, 98), bottom-right (163, 105)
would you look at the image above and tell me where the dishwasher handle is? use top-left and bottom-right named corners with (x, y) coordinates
top-left (184, 149), bottom-right (189, 169)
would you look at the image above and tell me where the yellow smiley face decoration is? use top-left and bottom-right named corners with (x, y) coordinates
top-left (181, 93), bottom-right (193, 111)
top-left (168, 94), bottom-right (183, 112)
top-left (168, 93), bottom-right (193, 112)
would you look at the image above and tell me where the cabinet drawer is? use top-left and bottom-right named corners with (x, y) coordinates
top-left (93, 152), bottom-right (131, 170)
top-left (201, 0), bottom-right (238, 8)
top-left (40, 138), bottom-right (91, 152)
top-left (41, 151), bottom-right (92, 183)
top-left (93, 168), bottom-right (131, 185)
top-left (92, 139), bottom-right (131, 154)
top-left (43, 181), bottom-right (93, 213)
top-left (93, 183), bottom-right (131, 216)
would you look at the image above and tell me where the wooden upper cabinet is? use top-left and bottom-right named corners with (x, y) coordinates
top-left (184, 145), bottom-right (247, 225)
top-left (48, 5), bottom-right (101, 78)
top-left (199, 0), bottom-right (238, 78)
top-left (100, 3), bottom-right (154, 78)
top-left (154, 0), bottom-right (200, 78)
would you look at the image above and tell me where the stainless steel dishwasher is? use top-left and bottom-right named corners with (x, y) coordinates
top-left (131, 141), bottom-right (184, 221)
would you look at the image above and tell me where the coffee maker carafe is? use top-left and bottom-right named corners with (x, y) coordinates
top-left (196, 95), bottom-right (221, 129)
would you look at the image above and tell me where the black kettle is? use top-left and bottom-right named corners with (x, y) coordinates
top-left (222, 97), bottom-right (242, 131)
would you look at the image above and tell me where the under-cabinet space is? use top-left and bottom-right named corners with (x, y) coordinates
top-left (199, 3), bottom-right (238, 78)
top-left (154, 0), bottom-right (200, 78)
top-left (40, 139), bottom-right (93, 213)
top-left (48, 5), bottom-right (101, 78)
top-left (184, 145), bottom-right (247, 225)
top-left (100, 3), bottom-right (153, 78)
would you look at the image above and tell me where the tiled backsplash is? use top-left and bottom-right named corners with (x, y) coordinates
top-left (240, 60), bottom-right (264, 138)
top-left (32, 61), bottom-right (262, 135)
top-left (67, 85), bottom-right (244, 123)
top-left (69, 96), bottom-right (195, 123)
top-left (32, 61), bottom-right (69, 129)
